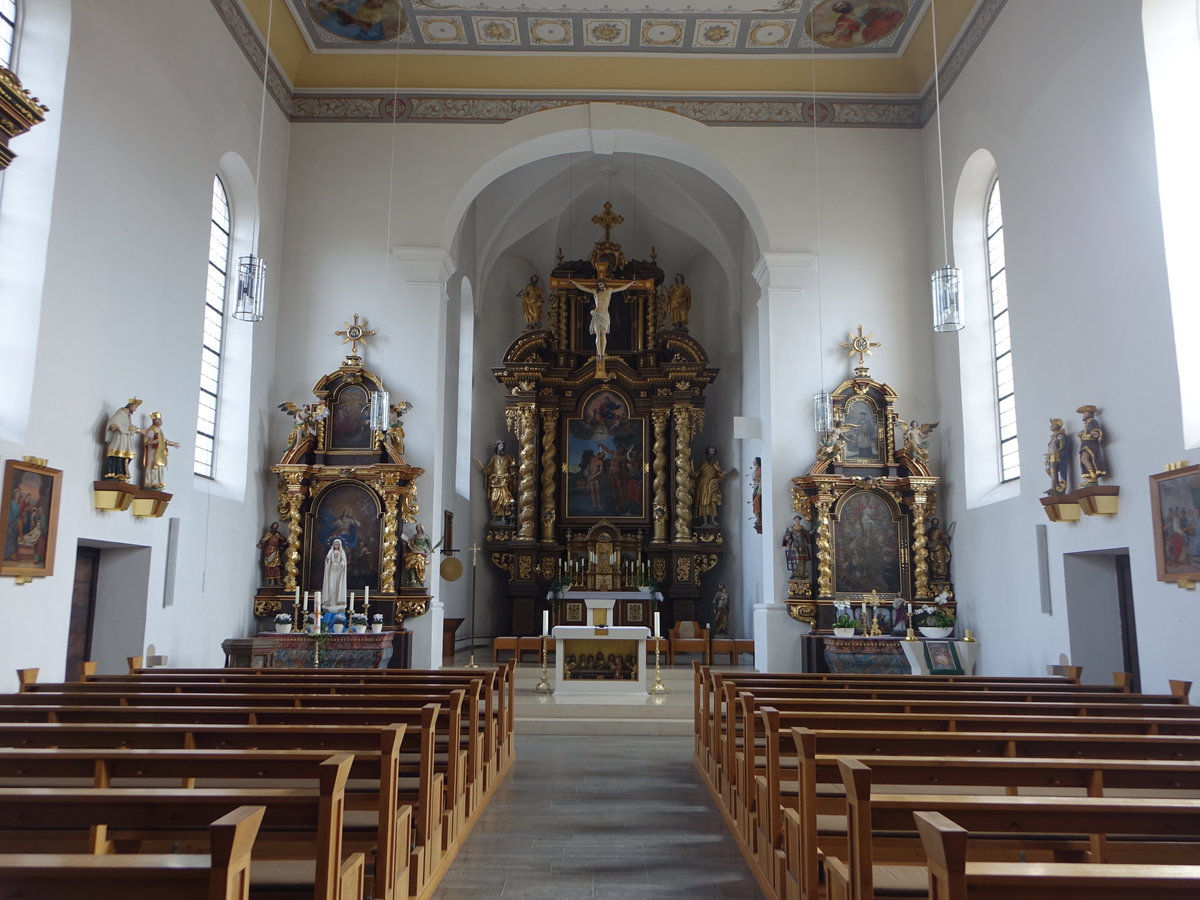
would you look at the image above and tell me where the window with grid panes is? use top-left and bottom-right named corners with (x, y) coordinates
top-left (194, 176), bottom-right (230, 478)
top-left (0, 1), bottom-right (16, 70)
top-left (986, 179), bottom-right (1020, 481)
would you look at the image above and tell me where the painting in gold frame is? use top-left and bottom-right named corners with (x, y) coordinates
top-left (1149, 463), bottom-right (1200, 585)
top-left (1, 458), bottom-right (62, 579)
top-left (562, 388), bottom-right (647, 522)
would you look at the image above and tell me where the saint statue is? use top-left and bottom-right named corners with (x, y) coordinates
top-left (257, 521), bottom-right (286, 586)
top-left (103, 397), bottom-right (142, 481)
top-left (782, 515), bottom-right (813, 581)
top-left (666, 273), bottom-right (692, 329)
top-left (712, 583), bottom-right (730, 637)
top-left (1077, 405), bottom-right (1108, 486)
top-left (140, 411), bottom-right (180, 489)
top-left (476, 441), bottom-right (516, 522)
top-left (925, 518), bottom-right (952, 581)
top-left (1044, 417), bottom-right (1069, 495)
top-left (749, 457), bottom-right (762, 534)
top-left (695, 446), bottom-right (727, 526)
top-left (403, 522), bottom-right (432, 587)
top-left (516, 275), bottom-right (544, 329)
top-left (321, 538), bottom-right (349, 611)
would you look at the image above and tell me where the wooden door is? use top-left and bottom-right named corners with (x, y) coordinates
top-left (66, 547), bottom-right (99, 681)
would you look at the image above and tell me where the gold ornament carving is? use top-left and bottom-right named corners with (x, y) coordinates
top-left (517, 554), bottom-right (534, 581)
top-left (815, 497), bottom-right (833, 597)
top-left (787, 603), bottom-right (817, 626)
top-left (507, 405), bottom-right (538, 542)
top-left (381, 492), bottom-right (400, 594)
top-left (253, 598), bottom-right (282, 617)
top-left (695, 553), bottom-right (718, 575)
top-left (651, 409), bottom-right (669, 543)
top-left (673, 406), bottom-right (694, 543)
top-left (539, 408), bottom-right (559, 541)
top-left (675, 555), bottom-right (692, 583)
top-left (652, 558), bottom-right (667, 584)
top-left (395, 597), bottom-right (430, 623)
top-left (491, 553), bottom-right (513, 573)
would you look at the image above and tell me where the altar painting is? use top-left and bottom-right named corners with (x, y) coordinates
top-left (564, 390), bottom-right (646, 520)
top-left (329, 384), bottom-right (373, 450)
top-left (833, 490), bottom-right (901, 595)
top-left (843, 396), bottom-right (883, 463)
top-left (306, 481), bottom-right (382, 592)
top-left (561, 639), bottom-right (638, 680)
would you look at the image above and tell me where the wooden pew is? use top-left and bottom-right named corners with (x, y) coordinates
top-left (829, 757), bottom-right (1200, 900)
top-left (0, 755), bottom-right (364, 900)
top-left (0, 742), bottom-right (410, 900)
top-left (0, 804), bottom-right (266, 900)
top-left (914, 810), bottom-right (1200, 900)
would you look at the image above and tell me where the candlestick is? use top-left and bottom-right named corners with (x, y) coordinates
top-left (653, 611), bottom-right (661, 639)
top-left (542, 609), bottom-right (549, 636)
top-left (349, 591), bottom-right (354, 614)
top-left (294, 586), bottom-right (300, 605)
top-left (364, 585), bottom-right (369, 606)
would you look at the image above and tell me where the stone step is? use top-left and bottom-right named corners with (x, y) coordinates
top-left (514, 716), bottom-right (694, 736)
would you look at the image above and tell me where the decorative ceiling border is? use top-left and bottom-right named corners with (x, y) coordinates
top-left (213, 0), bottom-right (1007, 127)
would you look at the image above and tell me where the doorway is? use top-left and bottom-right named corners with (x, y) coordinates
top-left (65, 546), bottom-right (100, 681)
top-left (1063, 549), bottom-right (1139, 689)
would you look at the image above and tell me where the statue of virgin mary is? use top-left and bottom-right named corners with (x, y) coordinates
top-left (321, 538), bottom-right (349, 611)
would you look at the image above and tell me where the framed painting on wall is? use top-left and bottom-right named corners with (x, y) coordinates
top-left (1, 458), bottom-right (63, 579)
top-left (563, 389), bottom-right (647, 522)
top-left (831, 488), bottom-right (904, 596)
top-left (1149, 463), bottom-right (1200, 585)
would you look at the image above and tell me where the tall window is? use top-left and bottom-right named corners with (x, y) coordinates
top-left (195, 176), bottom-right (231, 478)
top-left (986, 179), bottom-right (1019, 481)
top-left (0, 1), bottom-right (16, 69)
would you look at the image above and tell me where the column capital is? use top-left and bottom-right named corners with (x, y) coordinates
top-left (389, 247), bottom-right (454, 289)
top-left (752, 252), bottom-right (818, 292)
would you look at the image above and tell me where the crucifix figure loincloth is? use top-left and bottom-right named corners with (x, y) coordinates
top-left (565, 265), bottom-right (654, 376)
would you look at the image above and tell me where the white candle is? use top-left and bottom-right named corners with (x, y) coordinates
top-left (316, 591), bottom-right (322, 613)
top-left (304, 591), bottom-right (310, 612)
top-left (294, 586), bottom-right (300, 605)
top-left (364, 585), bottom-right (369, 606)
top-left (542, 610), bottom-right (549, 636)
top-left (654, 611), bottom-right (661, 638)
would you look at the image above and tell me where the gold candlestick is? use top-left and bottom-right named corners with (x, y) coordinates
top-left (534, 635), bottom-right (553, 693)
top-left (648, 635), bottom-right (669, 695)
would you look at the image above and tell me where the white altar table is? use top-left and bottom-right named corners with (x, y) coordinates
top-left (552, 625), bottom-right (653, 694)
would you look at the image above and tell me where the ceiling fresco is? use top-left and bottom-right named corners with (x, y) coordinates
top-left (294, 0), bottom-right (920, 55)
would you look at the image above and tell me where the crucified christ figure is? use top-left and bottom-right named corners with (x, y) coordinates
top-left (569, 278), bottom-right (638, 361)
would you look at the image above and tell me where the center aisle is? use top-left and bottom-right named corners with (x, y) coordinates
top-left (431, 731), bottom-right (764, 899)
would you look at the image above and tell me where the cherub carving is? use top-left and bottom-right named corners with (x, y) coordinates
top-left (816, 421), bottom-right (857, 463)
top-left (898, 419), bottom-right (938, 465)
top-left (278, 402), bottom-right (328, 450)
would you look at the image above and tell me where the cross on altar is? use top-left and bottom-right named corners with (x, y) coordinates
top-left (840, 324), bottom-right (881, 372)
top-left (591, 201), bottom-right (623, 243)
top-left (336, 314), bottom-right (376, 356)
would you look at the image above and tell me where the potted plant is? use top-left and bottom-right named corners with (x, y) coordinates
top-left (350, 612), bottom-right (368, 634)
top-left (914, 590), bottom-right (956, 638)
top-left (636, 574), bottom-right (659, 595)
top-left (330, 612), bottom-right (347, 634)
top-left (371, 613), bottom-right (385, 634)
top-left (831, 599), bottom-right (856, 637)
top-left (274, 612), bottom-right (293, 634)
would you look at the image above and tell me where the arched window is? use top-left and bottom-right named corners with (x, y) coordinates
top-left (986, 179), bottom-right (1019, 481)
top-left (0, 1), bottom-right (16, 70)
top-left (194, 175), bottom-right (231, 478)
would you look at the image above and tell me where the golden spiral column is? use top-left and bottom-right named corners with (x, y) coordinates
top-left (381, 491), bottom-right (400, 594)
top-left (506, 404), bottom-right (538, 542)
top-left (673, 405), bottom-right (695, 543)
top-left (814, 497), bottom-right (834, 598)
top-left (279, 472), bottom-right (307, 592)
top-left (651, 409), bottom-right (669, 543)
top-left (539, 408), bottom-right (559, 542)
top-left (909, 489), bottom-right (931, 599)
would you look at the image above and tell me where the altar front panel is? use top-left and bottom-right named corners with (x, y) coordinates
top-left (552, 625), bottom-right (651, 694)
top-left (238, 633), bottom-right (394, 669)
top-left (803, 635), bottom-right (978, 675)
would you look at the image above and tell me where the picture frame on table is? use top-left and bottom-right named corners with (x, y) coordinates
top-left (1, 458), bottom-right (63, 580)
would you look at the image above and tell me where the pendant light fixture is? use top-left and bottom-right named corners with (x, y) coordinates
top-left (808, 23), bottom-right (833, 433)
top-left (928, 0), bottom-right (962, 333)
top-left (233, 0), bottom-right (274, 322)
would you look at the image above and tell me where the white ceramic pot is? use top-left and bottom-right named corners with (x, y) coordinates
top-left (331, 623), bottom-right (345, 634)
top-left (832, 627), bottom-right (856, 638)
top-left (353, 625), bottom-right (367, 634)
top-left (275, 622), bottom-right (291, 634)
top-left (918, 626), bottom-right (953, 639)
top-left (371, 623), bottom-right (384, 633)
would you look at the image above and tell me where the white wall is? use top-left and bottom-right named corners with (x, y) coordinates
top-left (0, 0), bottom-right (288, 689)
top-left (929, 0), bottom-right (1192, 690)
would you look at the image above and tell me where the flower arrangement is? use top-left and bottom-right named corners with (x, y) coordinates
top-left (915, 590), bottom-right (955, 628)
top-left (331, 612), bottom-right (347, 625)
top-left (832, 599), bottom-right (857, 629)
top-left (274, 612), bottom-right (293, 624)
top-left (372, 613), bottom-right (384, 624)
top-left (350, 612), bottom-right (368, 627)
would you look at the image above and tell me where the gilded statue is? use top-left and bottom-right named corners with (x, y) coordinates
top-left (712, 583), bottom-right (730, 637)
top-left (694, 445), bottom-right (727, 526)
top-left (476, 440), bottom-right (517, 522)
top-left (898, 419), bottom-right (938, 465)
top-left (387, 400), bottom-right (413, 458)
top-left (103, 397), bottom-right (142, 481)
top-left (517, 275), bottom-right (544, 329)
top-left (257, 522), bottom-right (286, 586)
top-left (666, 273), bottom-right (692, 329)
top-left (1044, 417), bottom-right (1069, 495)
top-left (278, 401), bottom-right (328, 450)
top-left (1077, 405), bottom-right (1108, 486)
top-left (139, 411), bottom-right (179, 489)
top-left (403, 522), bottom-right (432, 587)
top-left (816, 421), bottom-right (856, 464)
top-left (925, 517), bottom-right (952, 581)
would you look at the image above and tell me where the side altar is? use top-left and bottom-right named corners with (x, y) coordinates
top-left (484, 204), bottom-right (726, 635)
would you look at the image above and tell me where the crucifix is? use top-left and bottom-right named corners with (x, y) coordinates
top-left (335, 313), bottom-right (376, 356)
top-left (551, 267), bottom-right (654, 378)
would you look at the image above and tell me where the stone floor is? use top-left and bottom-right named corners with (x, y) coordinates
top-left (431, 732), bottom-right (764, 899)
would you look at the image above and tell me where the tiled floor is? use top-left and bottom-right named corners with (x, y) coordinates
top-left (431, 733), bottom-right (764, 899)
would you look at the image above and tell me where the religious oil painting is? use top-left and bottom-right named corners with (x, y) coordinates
top-left (306, 481), bottom-right (382, 593)
top-left (833, 489), bottom-right (902, 595)
top-left (1149, 463), bottom-right (1200, 584)
top-left (806, 0), bottom-right (907, 49)
top-left (923, 640), bottom-right (963, 675)
top-left (329, 383), bottom-right (373, 450)
top-left (561, 639), bottom-right (639, 680)
top-left (564, 389), bottom-right (646, 521)
top-left (1, 458), bottom-right (62, 579)
top-left (307, 0), bottom-right (406, 43)
top-left (842, 396), bottom-right (883, 464)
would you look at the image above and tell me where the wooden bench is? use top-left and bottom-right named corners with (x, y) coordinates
top-left (492, 637), bottom-right (519, 662)
top-left (914, 810), bottom-right (1200, 900)
top-left (0, 803), bottom-right (265, 900)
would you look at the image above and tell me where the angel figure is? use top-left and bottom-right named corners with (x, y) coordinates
top-left (899, 419), bottom-right (939, 465)
top-left (816, 421), bottom-right (857, 463)
top-left (386, 400), bottom-right (413, 457)
top-left (278, 402), bottom-right (328, 450)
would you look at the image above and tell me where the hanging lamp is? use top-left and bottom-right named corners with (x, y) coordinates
top-left (928, 0), bottom-right (962, 332)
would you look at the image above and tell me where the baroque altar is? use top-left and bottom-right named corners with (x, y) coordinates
top-left (252, 325), bottom-right (431, 629)
top-left (787, 329), bottom-right (955, 632)
top-left (485, 204), bottom-right (725, 634)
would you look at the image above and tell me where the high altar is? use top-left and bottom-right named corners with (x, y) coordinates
top-left (785, 331), bottom-right (959, 670)
top-left (484, 204), bottom-right (725, 635)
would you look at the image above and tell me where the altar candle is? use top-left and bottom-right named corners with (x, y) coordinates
top-left (906, 602), bottom-right (913, 620)
top-left (653, 611), bottom-right (661, 638)
top-left (542, 610), bottom-right (549, 636)
top-left (304, 591), bottom-right (310, 612)
top-left (350, 591), bottom-right (355, 614)
top-left (364, 585), bottom-right (369, 606)
top-left (295, 586), bottom-right (300, 605)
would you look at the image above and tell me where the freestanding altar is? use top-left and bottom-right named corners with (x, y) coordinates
top-left (552, 625), bottom-right (652, 694)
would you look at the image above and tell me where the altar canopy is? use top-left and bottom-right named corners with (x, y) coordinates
top-left (485, 205), bottom-right (725, 634)
top-left (788, 335), bottom-right (955, 631)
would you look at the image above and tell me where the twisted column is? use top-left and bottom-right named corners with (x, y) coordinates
top-left (539, 408), bottom-right (559, 541)
top-left (381, 491), bottom-right (400, 594)
top-left (814, 497), bottom-right (833, 598)
top-left (507, 404), bottom-right (538, 541)
top-left (673, 405), bottom-right (695, 543)
top-left (278, 473), bottom-right (306, 592)
top-left (651, 409), bottom-right (669, 543)
top-left (910, 489), bottom-right (931, 599)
